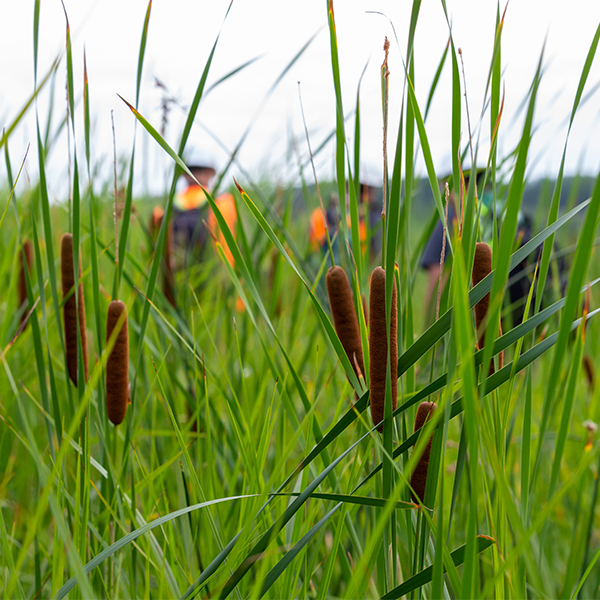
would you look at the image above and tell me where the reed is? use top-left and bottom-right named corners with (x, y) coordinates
top-left (60, 233), bottom-right (89, 386)
top-left (410, 401), bottom-right (437, 504)
top-left (18, 239), bottom-right (33, 325)
top-left (105, 299), bottom-right (129, 425)
top-left (368, 266), bottom-right (397, 432)
top-left (472, 242), bottom-right (503, 372)
top-left (326, 266), bottom-right (364, 382)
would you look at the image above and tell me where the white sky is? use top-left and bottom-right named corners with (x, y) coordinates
top-left (2, 0), bottom-right (600, 199)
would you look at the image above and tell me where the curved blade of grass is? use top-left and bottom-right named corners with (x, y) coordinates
top-left (0, 57), bottom-right (59, 151)
top-left (479, 45), bottom-right (543, 392)
top-left (212, 27), bottom-right (321, 194)
top-left (536, 22), bottom-right (600, 314)
top-left (258, 504), bottom-right (341, 598)
top-left (53, 495), bottom-right (260, 600)
top-left (125, 2), bottom-right (232, 408)
top-left (531, 169), bottom-right (600, 491)
top-left (271, 492), bottom-right (416, 510)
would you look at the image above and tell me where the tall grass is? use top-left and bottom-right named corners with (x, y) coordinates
top-left (2, 1), bottom-right (600, 598)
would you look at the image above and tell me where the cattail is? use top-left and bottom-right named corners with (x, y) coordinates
top-left (61, 233), bottom-right (89, 386)
top-left (18, 240), bottom-right (33, 324)
top-left (369, 266), bottom-right (397, 432)
top-left (163, 220), bottom-right (176, 307)
top-left (106, 300), bottom-right (129, 425)
top-left (410, 401), bottom-right (437, 504)
top-left (150, 206), bottom-right (164, 239)
top-left (472, 242), bottom-right (503, 373)
top-left (150, 207), bottom-right (176, 307)
top-left (326, 266), bottom-right (364, 383)
top-left (583, 354), bottom-right (595, 393)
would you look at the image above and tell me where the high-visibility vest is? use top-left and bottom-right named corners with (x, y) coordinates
top-left (208, 192), bottom-right (237, 266)
top-left (175, 185), bottom-right (208, 211)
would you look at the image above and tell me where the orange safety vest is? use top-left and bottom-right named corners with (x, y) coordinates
top-left (208, 192), bottom-right (237, 266)
top-left (309, 208), bottom-right (327, 250)
top-left (175, 185), bottom-right (208, 211)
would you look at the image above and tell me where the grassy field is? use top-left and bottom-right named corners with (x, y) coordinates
top-left (4, 1), bottom-right (600, 598)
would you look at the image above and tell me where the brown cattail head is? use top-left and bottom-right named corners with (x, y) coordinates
top-left (472, 242), bottom-right (492, 350)
top-left (18, 240), bottom-right (33, 324)
top-left (472, 242), bottom-right (503, 373)
top-left (162, 219), bottom-right (176, 307)
top-left (368, 266), bottom-right (398, 432)
top-left (61, 233), bottom-right (89, 386)
top-left (410, 401), bottom-right (437, 504)
top-left (326, 266), bottom-right (365, 384)
top-left (106, 300), bottom-right (129, 425)
top-left (150, 206), bottom-right (164, 238)
top-left (583, 354), bottom-right (595, 393)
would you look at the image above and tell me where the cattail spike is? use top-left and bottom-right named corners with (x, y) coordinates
top-left (18, 240), bottom-right (33, 325)
top-left (368, 266), bottom-right (398, 432)
top-left (106, 300), bottom-right (129, 425)
top-left (472, 242), bottom-right (503, 372)
top-left (326, 266), bottom-right (364, 384)
top-left (410, 401), bottom-right (437, 504)
top-left (61, 233), bottom-right (89, 386)
top-left (583, 354), bottom-right (595, 393)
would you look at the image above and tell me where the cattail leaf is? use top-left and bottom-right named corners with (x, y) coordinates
top-left (54, 495), bottom-right (260, 600)
top-left (532, 172), bottom-right (600, 493)
top-left (0, 57), bottom-right (59, 153)
top-left (212, 26), bottom-right (320, 195)
top-left (536, 21), bottom-right (600, 315)
top-left (270, 492), bottom-right (416, 510)
top-left (380, 536), bottom-right (495, 600)
top-left (217, 429), bottom-right (373, 598)
top-left (398, 195), bottom-right (591, 378)
top-left (360, 306), bottom-right (600, 488)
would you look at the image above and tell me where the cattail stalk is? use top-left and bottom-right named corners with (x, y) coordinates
top-left (326, 266), bottom-right (364, 383)
top-left (410, 401), bottom-right (438, 503)
top-left (61, 233), bottom-right (89, 386)
top-left (369, 266), bottom-right (397, 432)
top-left (472, 242), bottom-right (503, 372)
top-left (18, 240), bottom-right (33, 325)
top-left (106, 300), bottom-right (129, 425)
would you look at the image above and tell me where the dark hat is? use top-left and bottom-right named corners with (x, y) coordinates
top-left (186, 164), bottom-right (216, 177)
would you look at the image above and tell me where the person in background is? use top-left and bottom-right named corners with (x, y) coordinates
top-left (172, 162), bottom-right (238, 266)
top-left (420, 169), bottom-right (535, 328)
top-left (173, 163), bottom-right (215, 253)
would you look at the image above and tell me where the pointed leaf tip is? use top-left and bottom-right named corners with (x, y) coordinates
top-left (233, 177), bottom-right (244, 195)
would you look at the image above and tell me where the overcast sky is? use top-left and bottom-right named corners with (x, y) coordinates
top-left (2, 1), bottom-right (600, 200)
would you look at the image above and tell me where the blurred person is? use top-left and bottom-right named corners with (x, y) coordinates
top-left (420, 169), bottom-right (537, 328)
top-left (173, 163), bottom-right (216, 252)
top-left (172, 162), bottom-right (238, 266)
